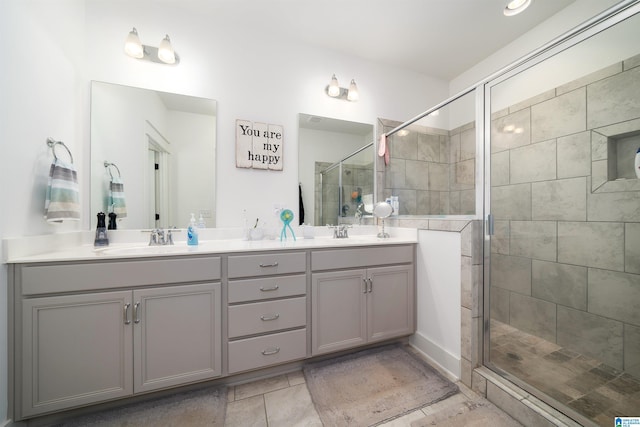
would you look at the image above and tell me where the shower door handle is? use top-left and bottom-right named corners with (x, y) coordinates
top-left (487, 214), bottom-right (495, 236)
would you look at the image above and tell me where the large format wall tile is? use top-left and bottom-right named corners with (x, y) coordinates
top-left (384, 159), bottom-right (406, 189)
top-left (587, 188), bottom-right (640, 222)
top-left (455, 158), bottom-right (475, 188)
top-left (491, 253), bottom-right (531, 295)
top-left (460, 128), bottom-right (476, 161)
top-left (490, 286), bottom-right (510, 324)
top-left (510, 221), bottom-right (557, 262)
top-left (509, 293), bottom-right (556, 342)
top-left (532, 260), bottom-right (587, 310)
top-left (428, 162), bottom-right (449, 191)
top-left (531, 88), bottom-right (586, 142)
top-left (491, 108), bottom-right (531, 153)
top-left (491, 220), bottom-right (510, 255)
top-left (558, 222), bottom-right (624, 271)
top-left (531, 177), bottom-right (586, 221)
top-left (626, 223), bottom-right (640, 274)
top-left (557, 131), bottom-right (591, 178)
top-left (587, 66), bottom-right (640, 129)
top-left (405, 160), bottom-right (429, 190)
top-left (588, 268), bottom-right (640, 326)
top-left (491, 151), bottom-right (510, 186)
top-left (417, 133), bottom-right (440, 162)
top-left (557, 306), bottom-right (623, 370)
top-left (510, 139), bottom-right (557, 184)
top-left (625, 324), bottom-right (640, 377)
top-left (491, 183), bottom-right (532, 220)
top-left (390, 132), bottom-right (418, 159)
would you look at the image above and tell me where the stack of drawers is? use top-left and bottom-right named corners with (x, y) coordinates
top-left (227, 252), bottom-right (308, 373)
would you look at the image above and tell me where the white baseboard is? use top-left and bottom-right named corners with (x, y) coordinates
top-left (409, 332), bottom-right (461, 380)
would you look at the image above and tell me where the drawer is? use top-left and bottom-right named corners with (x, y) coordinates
top-left (228, 252), bottom-right (306, 278)
top-left (228, 297), bottom-right (306, 338)
top-left (20, 257), bottom-right (221, 295)
top-left (312, 245), bottom-right (414, 271)
top-left (228, 328), bottom-right (307, 374)
top-left (229, 274), bottom-right (306, 303)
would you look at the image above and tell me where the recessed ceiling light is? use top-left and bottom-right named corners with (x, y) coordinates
top-left (504, 0), bottom-right (532, 16)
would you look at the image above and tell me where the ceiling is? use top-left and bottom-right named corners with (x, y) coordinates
top-left (168, 0), bottom-right (578, 80)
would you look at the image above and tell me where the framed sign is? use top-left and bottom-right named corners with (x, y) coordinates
top-left (236, 119), bottom-right (283, 170)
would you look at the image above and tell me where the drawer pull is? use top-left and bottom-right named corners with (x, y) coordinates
top-left (260, 285), bottom-right (280, 292)
top-left (260, 313), bottom-right (280, 321)
top-left (261, 347), bottom-right (281, 356)
top-left (124, 303), bottom-right (131, 325)
top-left (362, 278), bottom-right (368, 293)
top-left (259, 262), bottom-right (279, 268)
top-left (367, 278), bottom-right (373, 293)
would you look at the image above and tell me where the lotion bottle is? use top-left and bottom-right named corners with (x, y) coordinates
top-left (187, 213), bottom-right (199, 246)
top-left (635, 147), bottom-right (640, 179)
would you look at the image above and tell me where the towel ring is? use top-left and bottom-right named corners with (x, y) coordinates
top-left (46, 137), bottom-right (74, 164)
top-left (104, 161), bottom-right (121, 179)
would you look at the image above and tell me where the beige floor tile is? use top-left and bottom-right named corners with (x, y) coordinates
top-left (234, 375), bottom-right (290, 400)
top-left (421, 392), bottom-right (470, 416)
top-left (264, 383), bottom-right (322, 426)
top-left (287, 370), bottom-right (306, 386)
top-left (225, 395), bottom-right (267, 427)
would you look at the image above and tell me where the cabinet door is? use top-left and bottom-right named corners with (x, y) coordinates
top-left (22, 291), bottom-right (133, 417)
top-left (367, 265), bottom-right (415, 342)
top-left (311, 270), bottom-right (367, 355)
top-left (133, 283), bottom-right (221, 393)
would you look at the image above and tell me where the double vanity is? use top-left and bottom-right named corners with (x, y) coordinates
top-left (6, 228), bottom-right (416, 421)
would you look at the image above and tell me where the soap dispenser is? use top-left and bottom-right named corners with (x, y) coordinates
top-left (187, 213), bottom-right (199, 246)
top-left (94, 212), bottom-right (109, 247)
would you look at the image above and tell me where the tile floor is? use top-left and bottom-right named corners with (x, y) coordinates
top-left (225, 369), bottom-right (520, 426)
top-left (490, 320), bottom-right (640, 427)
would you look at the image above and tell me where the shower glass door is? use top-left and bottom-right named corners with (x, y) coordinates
top-left (485, 5), bottom-right (640, 426)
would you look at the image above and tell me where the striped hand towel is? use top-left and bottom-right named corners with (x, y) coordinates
top-left (109, 176), bottom-right (127, 218)
top-left (44, 159), bottom-right (80, 222)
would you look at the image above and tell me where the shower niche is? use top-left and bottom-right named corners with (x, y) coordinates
top-left (592, 123), bottom-right (640, 192)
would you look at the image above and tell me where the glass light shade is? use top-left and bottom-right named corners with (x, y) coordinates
top-left (347, 79), bottom-right (359, 102)
top-left (327, 74), bottom-right (340, 97)
top-left (158, 35), bottom-right (176, 64)
top-left (504, 0), bottom-right (531, 16)
top-left (124, 28), bottom-right (144, 59)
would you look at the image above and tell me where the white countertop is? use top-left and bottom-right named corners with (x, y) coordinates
top-left (3, 226), bottom-right (418, 263)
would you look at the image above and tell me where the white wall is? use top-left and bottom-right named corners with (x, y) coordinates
top-left (82, 1), bottom-right (449, 228)
top-left (411, 230), bottom-right (462, 378)
top-left (0, 0), bottom-right (87, 422)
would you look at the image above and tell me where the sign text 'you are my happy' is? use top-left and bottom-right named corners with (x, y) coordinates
top-left (236, 120), bottom-right (283, 170)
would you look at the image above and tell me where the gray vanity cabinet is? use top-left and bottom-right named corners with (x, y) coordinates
top-left (21, 291), bottom-right (134, 417)
top-left (14, 257), bottom-right (222, 420)
top-left (311, 245), bottom-right (415, 356)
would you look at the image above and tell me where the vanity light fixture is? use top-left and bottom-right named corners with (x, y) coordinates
top-left (124, 27), bottom-right (180, 65)
top-left (503, 0), bottom-right (532, 16)
top-left (325, 74), bottom-right (359, 102)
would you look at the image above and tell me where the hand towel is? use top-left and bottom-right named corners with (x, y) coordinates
top-left (109, 176), bottom-right (127, 218)
top-left (378, 134), bottom-right (390, 165)
top-left (44, 159), bottom-right (80, 222)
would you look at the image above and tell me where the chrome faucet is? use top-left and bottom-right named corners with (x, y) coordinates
top-left (148, 228), bottom-right (175, 246)
top-left (328, 224), bottom-right (351, 239)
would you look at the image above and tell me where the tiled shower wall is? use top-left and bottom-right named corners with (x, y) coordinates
top-left (377, 119), bottom-right (476, 216)
top-left (490, 54), bottom-right (640, 377)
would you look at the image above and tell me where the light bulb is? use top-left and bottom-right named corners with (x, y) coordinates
top-left (158, 35), bottom-right (176, 64)
top-left (347, 79), bottom-right (359, 102)
top-left (327, 74), bottom-right (340, 97)
top-left (124, 28), bottom-right (144, 59)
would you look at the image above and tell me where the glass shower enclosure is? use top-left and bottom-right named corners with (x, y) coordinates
top-left (485, 4), bottom-right (640, 426)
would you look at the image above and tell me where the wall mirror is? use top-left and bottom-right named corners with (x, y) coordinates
top-left (298, 114), bottom-right (374, 226)
top-left (90, 81), bottom-right (217, 229)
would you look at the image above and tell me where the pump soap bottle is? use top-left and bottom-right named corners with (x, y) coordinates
top-left (94, 212), bottom-right (109, 247)
top-left (187, 213), bottom-right (199, 246)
